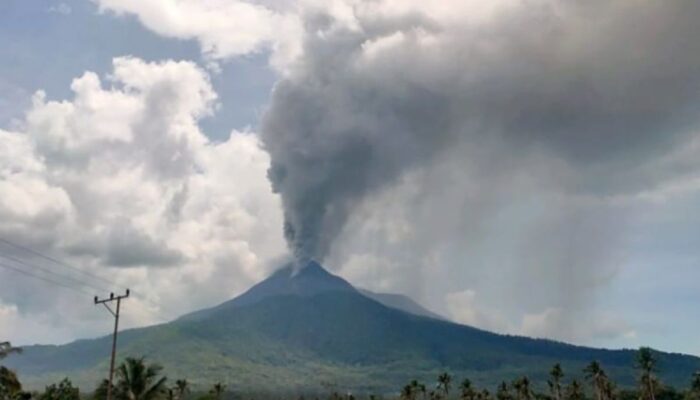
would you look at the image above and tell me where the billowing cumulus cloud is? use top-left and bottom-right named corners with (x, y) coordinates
top-left (92, 0), bottom-right (302, 70)
top-left (0, 57), bottom-right (285, 344)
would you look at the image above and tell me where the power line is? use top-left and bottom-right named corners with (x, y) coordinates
top-left (0, 237), bottom-right (125, 291)
top-left (0, 252), bottom-right (112, 293)
top-left (0, 261), bottom-right (93, 296)
top-left (0, 260), bottom-right (172, 323)
top-left (0, 238), bottom-right (173, 322)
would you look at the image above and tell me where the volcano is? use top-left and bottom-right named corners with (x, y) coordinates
top-left (5, 262), bottom-right (700, 393)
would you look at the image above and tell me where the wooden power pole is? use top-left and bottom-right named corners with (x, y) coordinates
top-left (95, 289), bottom-right (130, 400)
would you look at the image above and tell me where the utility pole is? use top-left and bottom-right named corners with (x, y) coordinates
top-left (95, 289), bottom-right (130, 400)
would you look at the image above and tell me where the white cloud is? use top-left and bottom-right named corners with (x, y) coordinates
top-left (93, 0), bottom-right (302, 70)
top-left (444, 290), bottom-right (509, 333)
top-left (47, 3), bottom-right (72, 15)
top-left (443, 291), bottom-right (637, 345)
top-left (521, 307), bottom-right (637, 344)
top-left (0, 57), bottom-right (285, 344)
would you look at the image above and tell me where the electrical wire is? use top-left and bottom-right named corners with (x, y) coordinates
top-left (0, 261), bottom-right (93, 296)
top-left (0, 238), bottom-right (176, 323)
top-left (0, 237), bottom-right (126, 291)
top-left (0, 252), bottom-right (112, 293)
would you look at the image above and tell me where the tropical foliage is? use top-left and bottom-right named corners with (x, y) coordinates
top-left (93, 358), bottom-right (167, 400)
top-left (0, 366), bottom-right (23, 400)
top-left (1, 348), bottom-right (700, 400)
top-left (39, 379), bottom-right (79, 400)
top-left (638, 347), bottom-right (659, 400)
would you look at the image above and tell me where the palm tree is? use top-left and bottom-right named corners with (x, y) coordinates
top-left (438, 373), bottom-right (452, 397)
top-left (548, 364), bottom-right (565, 400)
top-left (418, 382), bottom-right (428, 400)
top-left (115, 357), bottom-right (167, 400)
top-left (512, 377), bottom-right (532, 400)
top-left (637, 347), bottom-right (659, 400)
top-left (496, 382), bottom-right (512, 400)
top-left (0, 343), bottom-right (21, 360)
top-left (602, 378), bottom-right (616, 400)
top-left (174, 380), bottom-right (189, 400)
top-left (477, 389), bottom-right (491, 400)
top-left (209, 383), bottom-right (226, 400)
top-left (584, 361), bottom-right (609, 400)
top-left (565, 380), bottom-right (584, 400)
top-left (460, 379), bottom-right (477, 400)
top-left (402, 384), bottom-right (415, 400)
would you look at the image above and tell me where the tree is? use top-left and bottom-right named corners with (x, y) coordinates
top-left (404, 381), bottom-right (426, 400)
top-left (686, 372), bottom-right (700, 400)
top-left (637, 348), bottom-right (659, 400)
top-left (0, 343), bottom-right (21, 361)
top-left (496, 382), bottom-right (513, 400)
top-left (477, 390), bottom-right (491, 400)
top-left (40, 378), bottom-right (80, 400)
top-left (94, 379), bottom-right (116, 400)
top-left (420, 382), bottom-right (428, 400)
top-left (402, 385), bottom-right (415, 400)
top-left (549, 364), bottom-right (565, 400)
top-left (602, 379), bottom-right (616, 400)
top-left (209, 383), bottom-right (225, 400)
top-left (584, 361), bottom-right (609, 400)
top-left (114, 357), bottom-right (167, 400)
top-left (565, 380), bottom-right (584, 400)
top-left (0, 366), bottom-right (23, 400)
top-left (175, 380), bottom-right (189, 400)
top-left (438, 373), bottom-right (452, 397)
top-left (460, 379), bottom-right (477, 400)
top-left (512, 377), bottom-right (533, 400)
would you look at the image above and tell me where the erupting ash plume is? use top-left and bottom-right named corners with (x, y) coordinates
top-left (260, 0), bottom-right (700, 265)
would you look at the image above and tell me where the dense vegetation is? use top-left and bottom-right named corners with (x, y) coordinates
top-left (2, 342), bottom-right (700, 400)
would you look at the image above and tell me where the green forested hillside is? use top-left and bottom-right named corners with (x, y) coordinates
top-left (5, 264), bottom-right (700, 393)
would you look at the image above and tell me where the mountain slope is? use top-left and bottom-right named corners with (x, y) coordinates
top-left (359, 289), bottom-right (445, 320)
top-left (179, 261), bottom-right (355, 321)
top-left (5, 262), bottom-right (700, 393)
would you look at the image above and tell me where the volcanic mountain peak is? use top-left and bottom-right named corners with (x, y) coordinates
top-left (179, 260), bottom-right (355, 321)
top-left (241, 259), bottom-right (357, 300)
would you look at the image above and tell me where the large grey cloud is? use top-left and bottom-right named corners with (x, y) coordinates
top-left (261, 0), bottom-right (700, 262)
top-left (252, 0), bottom-right (700, 345)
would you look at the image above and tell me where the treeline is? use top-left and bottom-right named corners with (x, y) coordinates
top-left (0, 355), bottom-right (224, 400)
top-left (393, 349), bottom-right (700, 400)
top-left (1, 344), bottom-right (700, 400)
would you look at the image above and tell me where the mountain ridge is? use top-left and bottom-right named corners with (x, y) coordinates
top-left (4, 261), bottom-right (700, 392)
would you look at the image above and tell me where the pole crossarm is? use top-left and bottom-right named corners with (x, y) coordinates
top-left (94, 289), bottom-right (130, 400)
top-left (94, 290), bottom-right (130, 304)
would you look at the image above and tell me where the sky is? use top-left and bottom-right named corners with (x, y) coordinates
top-left (0, 0), bottom-right (699, 357)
